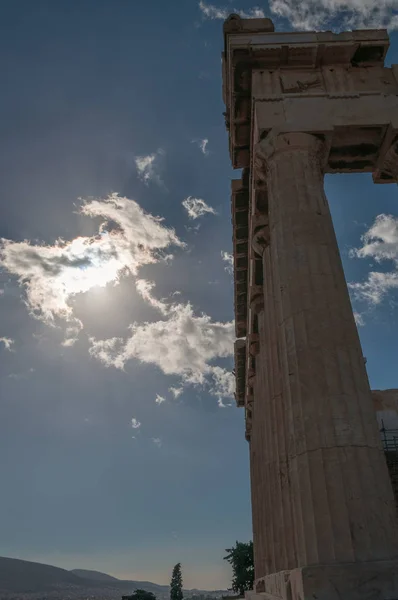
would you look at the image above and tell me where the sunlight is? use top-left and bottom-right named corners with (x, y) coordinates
top-left (58, 235), bottom-right (124, 296)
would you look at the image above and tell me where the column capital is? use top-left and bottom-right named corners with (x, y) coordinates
top-left (374, 132), bottom-right (398, 183)
top-left (255, 131), bottom-right (326, 175)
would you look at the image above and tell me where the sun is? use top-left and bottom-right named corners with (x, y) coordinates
top-left (58, 236), bottom-right (126, 297)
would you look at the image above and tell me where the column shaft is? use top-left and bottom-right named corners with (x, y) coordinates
top-left (255, 131), bottom-right (398, 570)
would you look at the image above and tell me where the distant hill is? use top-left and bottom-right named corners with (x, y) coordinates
top-left (0, 556), bottom-right (226, 599)
top-left (0, 556), bottom-right (84, 593)
top-left (70, 568), bottom-right (169, 594)
top-left (71, 568), bottom-right (120, 583)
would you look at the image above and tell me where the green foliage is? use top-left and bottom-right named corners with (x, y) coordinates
top-left (170, 562), bottom-right (183, 600)
top-left (122, 589), bottom-right (157, 600)
top-left (223, 541), bottom-right (254, 596)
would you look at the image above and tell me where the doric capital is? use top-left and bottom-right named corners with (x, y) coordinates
top-left (255, 131), bottom-right (326, 177)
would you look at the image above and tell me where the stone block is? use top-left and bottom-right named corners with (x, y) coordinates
top-left (250, 561), bottom-right (398, 600)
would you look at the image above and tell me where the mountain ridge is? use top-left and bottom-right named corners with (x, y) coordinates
top-left (0, 556), bottom-right (226, 598)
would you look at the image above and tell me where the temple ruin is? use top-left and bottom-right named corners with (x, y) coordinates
top-left (223, 15), bottom-right (398, 600)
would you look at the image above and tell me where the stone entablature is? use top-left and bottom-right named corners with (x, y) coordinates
top-left (223, 18), bottom-right (390, 169)
top-left (228, 17), bottom-right (398, 405)
top-left (231, 177), bottom-right (249, 339)
top-left (234, 339), bottom-right (246, 407)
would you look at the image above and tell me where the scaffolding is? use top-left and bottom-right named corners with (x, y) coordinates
top-left (381, 423), bottom-right (398, 511)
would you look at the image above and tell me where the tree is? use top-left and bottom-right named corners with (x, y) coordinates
top-left (170, 562), bottom-right (183, 600)
top-left (224, 541), bottom-right (254, 596)
top-left (122, 589), bottom-right (157, 600)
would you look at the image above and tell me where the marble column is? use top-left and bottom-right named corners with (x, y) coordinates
top-left (250, 209), bottom-right (298, 580)
top-left (254, 131), bottom-right (398, 573)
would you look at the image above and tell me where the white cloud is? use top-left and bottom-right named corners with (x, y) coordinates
top-left (0, 289), bottom-right (4, 296)
top-left (354, 311), bottom-right (365, 327)
top-left (200, 139), bottom-right (209, 155)
top-left (182, 197), bottom-right (217, 220)
top-left (0, 194), bottom-right (183, 344)
top-left (135, 149), bottom-right (165, 185)
top-left (89, 281), bottom-right (235, 401)
top-left (199, 0), bottom-right (228, 18)
top-left (131, 418), bottom-right (141, 429)
top-left (350, 214), bottom-right (398, 307)
top-left (152, 437), bottom-right (162, 447)
top-left (350, 271), bottom-right (398, 306)
top-left (0, 336), bottom-right (14, 351)
top-left (169, 386), bottom-right (183, 399)
top-left (199, 0), bottom-right (398, 30)
top-left (192, 138), bottom-right (209, 156)
top-left (155, 394), bottom-right (166, 404)
top-left (210, 366), bottom-right (235, 406)
top-left (221, 251), bottom-right (233, 275)
top-left (136, 279), bottom-right (169, 315)
top-left (199, 1), bottom-right (266, 19)
top-left (268, 0), bottom-right (398, 31)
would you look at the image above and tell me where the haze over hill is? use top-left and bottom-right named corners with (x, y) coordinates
top-left (71, 569), bottom-right (120, 583)
top-left (0, 557), bottom-right (227, 600)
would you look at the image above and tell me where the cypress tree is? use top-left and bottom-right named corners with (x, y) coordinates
top-left (170, 562), bottom-right (183, 600)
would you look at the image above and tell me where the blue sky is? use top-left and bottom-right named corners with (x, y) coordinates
top-left (1, 0), bottom-right (398, 590)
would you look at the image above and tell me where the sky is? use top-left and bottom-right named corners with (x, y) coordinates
top-left (1, 0), bottom-right (398, 591)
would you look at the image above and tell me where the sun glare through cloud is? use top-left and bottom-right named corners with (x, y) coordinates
top-left (0, 194), bottom-right (183, 344)
top-left (1, 192), bottom-right (235, 402)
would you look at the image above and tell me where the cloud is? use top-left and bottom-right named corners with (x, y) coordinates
top-left (169, 386), bottom-right (183, 399)
top-left (136, 279), bottom-right (169, 315)
top-left (0, 336), bottom-right (14, 351)
top-left (0, 194), bottom-right (183, 344)
top-left (350, 271), bottom-right (398, 306)
top-left (349, 214), bottom-right (398, 307)
top-left (89, 281), bottom-right (235, 401)
top-left (199, 0), bottom-right (398, 30)
top-left (182, 197), bottom-right (217, 220)
top-left (221, 251), bottom-right (233, 275)
top-left (135, 149), bottom-right (165, 185)
top-left (192, 138), bottom-right (209, 156)
top-left (268, 0), bottom-right (398, 31)
top-left (131, 418), bottom-right (141, 429)
top-left (8, 367), bottom-right (35, 380)
top-left (354, 312), bottom-right (365, 327)
top-left (152, 437), bottom-right (162, 447)
top-left (209, 366), bottom-right (235, 407)
top-left (199, 1), bottom-right (266, 19)
top-left (155, 394), bottom-right (166, 404)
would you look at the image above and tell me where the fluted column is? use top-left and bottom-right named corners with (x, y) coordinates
top-left (249, 208), bottom-right (297, 580)
top-left (254, 131), bottom-right (398, 570)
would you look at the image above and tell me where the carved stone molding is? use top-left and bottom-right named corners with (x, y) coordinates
top-left (245, 418), bottom-right (252, 442)
top-left (250, 284), bottom-right (265, 314)
top-left (252, 215), bottom-right (270, 257)
top-left (245, 405), bottom-right (253, 442)
top-left (248, 333), bottom-right (260, 357)
top-left (247, 368), bottom-right (256, 390)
